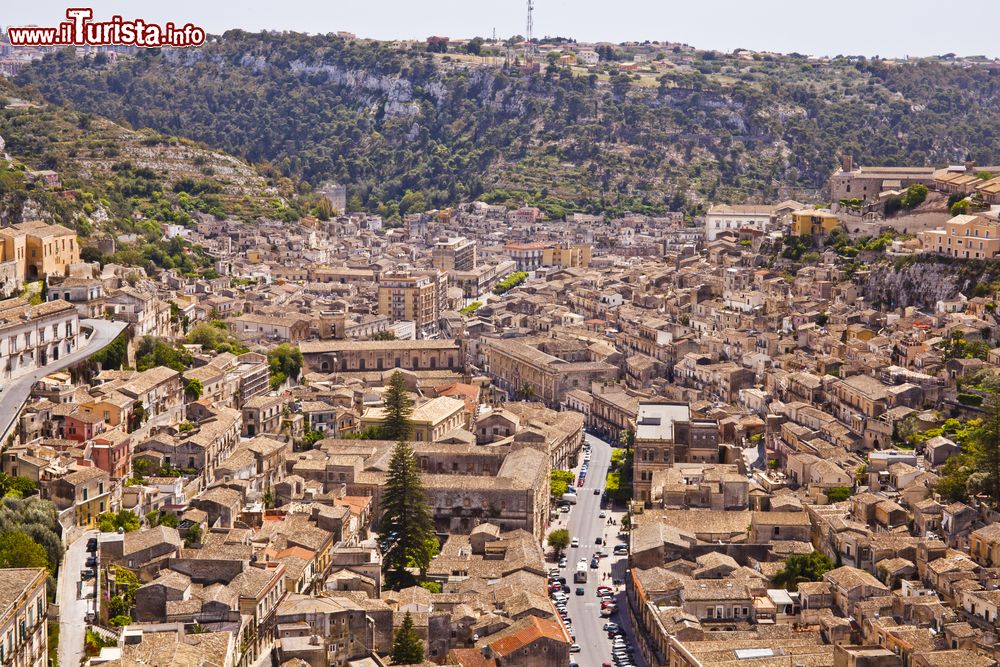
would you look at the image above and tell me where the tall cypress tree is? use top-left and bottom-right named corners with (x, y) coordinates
top-left (382, 371), bottom-right (414, 440)
top-left (390, 611), bottom-right (425, 664)
top-left (381, 440), bottom-right (437, 589)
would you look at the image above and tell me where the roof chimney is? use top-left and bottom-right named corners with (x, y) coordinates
top-left (841, 155), bottom-right (854, 173)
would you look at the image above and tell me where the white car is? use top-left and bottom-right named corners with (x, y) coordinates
top-left (570, 537), bottom-right (579, 547)
top-left (570, 644), bottom-right (581, 653)
top-left (599, 511), bottom-right (607, 518)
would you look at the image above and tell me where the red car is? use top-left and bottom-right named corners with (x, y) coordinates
top-left (596, 585), bottom-right (612, 594)
top-left (577, 479), bottom-right (585, 487)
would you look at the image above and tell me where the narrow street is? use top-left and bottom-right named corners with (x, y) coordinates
top-left (57, 529), bottom-right (97, 667)
top-left (550, 432), bottom-right (646, 667)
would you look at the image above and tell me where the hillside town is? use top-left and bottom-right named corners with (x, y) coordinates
top-left (5, 137), bottom-right (1000, 667)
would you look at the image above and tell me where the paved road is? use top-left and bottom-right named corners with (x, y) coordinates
top-left (0, 318), bottom-right (127, 441)
top-left (555, 432), bottom-right (645, 667)
top-left (58, 529), bottom-right (97, 667)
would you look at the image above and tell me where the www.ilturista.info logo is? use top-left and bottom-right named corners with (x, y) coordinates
top-left (7, 8), bottom-right (206, 48)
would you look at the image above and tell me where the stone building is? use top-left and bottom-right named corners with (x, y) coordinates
top-left (300, 339), bottom-right (463, 375)
top-left (632, 401), bottom-right (720, 504)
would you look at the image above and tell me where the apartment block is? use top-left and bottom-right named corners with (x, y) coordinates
top-left (377, 270), bottom-right (447, 336)
top-left (432, 236), bottom-right (477, 271)
top-left (632, 401), bottom-right (720, 504)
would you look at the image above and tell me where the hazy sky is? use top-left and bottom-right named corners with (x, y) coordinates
top-left (5, 0), bottom-right (999, 58)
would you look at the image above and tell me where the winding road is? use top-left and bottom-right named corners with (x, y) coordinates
top-left (0, 318), bottom-right (127, 441)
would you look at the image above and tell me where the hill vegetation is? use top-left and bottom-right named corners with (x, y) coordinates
top-left (0, 77), bottom-right (317, 272)
top-left (14, 32), bottom-right (1000, 220)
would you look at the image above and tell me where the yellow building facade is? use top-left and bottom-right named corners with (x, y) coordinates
top-left (790, 210), bottom-right (841, 237)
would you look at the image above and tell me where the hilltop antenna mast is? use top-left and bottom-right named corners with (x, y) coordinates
top-left (526, 0), bottom-right (534, 62)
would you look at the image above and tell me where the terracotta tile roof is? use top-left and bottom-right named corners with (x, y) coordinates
top-left (487, 616), bottom-right (568, 656)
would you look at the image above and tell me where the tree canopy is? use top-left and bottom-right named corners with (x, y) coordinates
top-left (0, 531), bottom-right (50, 571)
top-left (380, 441), bottom-right (437, 589)
top-left (381, 372), bottom-right (414, 441)
top-left (98, 509), bottom-right (141, 533)
top-left (547, 528), bottom-right (570, 555)
top-left (773, 551), bottom-right (834, 591)
top-left (390, 611), bottom-right (425, 664)
top-left (19, 34), bottom-right (1000, 220)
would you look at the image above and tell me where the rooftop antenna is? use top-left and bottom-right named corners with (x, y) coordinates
top-left (526, 0), bottom-right (534, 62)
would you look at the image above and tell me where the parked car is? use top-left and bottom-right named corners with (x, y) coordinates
top-left (86, 537), bottom-right (98, 551)
top-left (603, 623), bottom-right (619, 632)
top-left (597, 585), bottom-right (612, 594)
top-left (85, 556), bottom-right (97, 568)
top-left (613, 544), bottom-right (628, 555)
top-left (81, 568), bottom-right (95, 580)
top-left (570, 644), bottom-right (581, 653)
top-left (599, 511), bottom-right (607, 518)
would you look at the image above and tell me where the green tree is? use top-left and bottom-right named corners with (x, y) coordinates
top-left (268, 344), bottom-right (304, 384)
top-left (184, 378), bottom-right (203, 401)
top-left (390, 612), bottom-right (425, 665)
top-left (418, 580), bottom-right (442, 594)
top-left (773, 551), bottom-right (834, 591)
top-left (135, 337), bottom-right (192, 372)
top-left (88, 331), bottom-right (129, 370)
top-left (381, 441), bottom-right (437, 589)
top-left (97, 509), bottom-right (141, 533)
top-left (825, 486), bottom-right (852, 503)
top-left (547, 528), bottom-right (570, 555)
top-left (0, 531), bottom-right (50, 571)
top-left (972, 392), bottom-right (1000, 505)
top-left (373, 330), bottom-right (397, 341)
top-left (465, 37), bottom-right (484, 55)
top-left (550, 470), bottom-right (574, 497)
top-left (302, 429), bottom-right (324, 447)
top-left (381, 371), bottom-right (414, 441)
top-left (900, 183), bottom-right (928, 209)
top-left (184, 523), bottom-right (202, 547)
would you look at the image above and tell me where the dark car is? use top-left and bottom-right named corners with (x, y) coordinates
top-left (86, 537), bottom-right (98, 552)
top-left (590, 559), bottom-right (600, 569)
top-left (593, 488), bottom-right (601, 495)
top-left (85, 556), bottom-right (97, 568)
top-left (81, 568), bottom-right (96, 580)
top-left (575, 587), bottom-right (585, 595)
